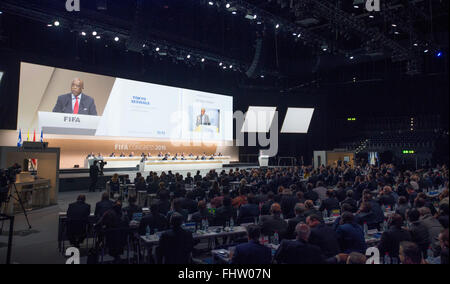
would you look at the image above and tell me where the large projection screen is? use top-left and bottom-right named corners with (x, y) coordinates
top-left (18, 62), bottom-right (233, 142)
top-left (281, 108), bottom-right (314, 133)
top-left (241, 106), bottom-right (277, 133)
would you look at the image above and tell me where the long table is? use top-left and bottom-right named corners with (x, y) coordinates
top-left (85, 156), bottom-right (231, 171)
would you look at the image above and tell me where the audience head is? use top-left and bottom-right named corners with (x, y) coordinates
top-left (306, 215), bottom-right (321, 228)
top-left (305, 200), bottom-right (315, 209)
top-left (418, 207), bottom-right (431, 217)
top-left (295, 223), bottom-right (311, 242)
top-left (439, 229), bottom-right (449, 249)
top-left (246, 225), bottom-right (262, 241)
top-left (399, 241), bottom-right (422, 264)
top-left (270, 203), bottom-right (282, 216)
top-left (197, 200), bottom-right (207, 211)
top-left (341, 212), bottom-right (355, 225)
top-left (101, 192), bottom-right (109, 201)
top-left (346, 190), bottom-right (354, 199)
top-left (294, 203), bottom-right (306, 216)
top-left (170, 212), bottom-right (184, 229)
top-left (389, 214), bottom-right (404, 229)
top-left (398, 196), bottom-right (408, 205)
top-left (77, 195), bottom-right (86, 202)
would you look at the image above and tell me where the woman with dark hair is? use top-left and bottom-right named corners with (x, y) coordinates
top-left (335, 212), bottom-right (367, 254)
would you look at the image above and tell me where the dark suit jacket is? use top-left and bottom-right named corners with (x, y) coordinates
top-left (231, 240), bottom-right (272, 264)
top-left (213, 205), bottom-right (237, 226)
top-left (94, 199), bottom-right (114, 220)
top-left (158, 227), bottom-right (194, 264)
top-left (274, 239), bottom-right (328, 264)
top-left (286, 214), bottom-right (306, 240)
top-left (378, 227), bottom-right (412, 258)
top-left (309, 223), bottom-right (340, 257)
top-left (138, 213), bottom-right (168, 235)
top-left (67, 201), bottom-right (91, 222)
top-left (52, 93), bottom-right (97, 115)
top-left (259, 215), bottom-right (288, 238)
top-left (237, 204), bottom-right (260, 224)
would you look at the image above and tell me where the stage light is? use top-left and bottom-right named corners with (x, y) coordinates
top-left (350, 56), bottom-right (354, 60)
top-left (436, 51), bottom-right (443, 57)
top-left (142, 44), bottom-right (146, 48)
top-left (114, 37), bottom-right (119, 42)
top-left (275, 24), bottom-right (280, 29)
top-left (424, 49), bottom-right (429, 53)
top-left (0, 11), bottom-right (3, 15)
top-left (297, 34), bottom-right (301, 38)
top-left (92, 31), bottom-right (97, 36)
top-left (394, 31), bottom-right (399, 35)
top-left (354, 5), bottom-right (359, 8)
top-left (260, 75), bottom-right (264, 78)
top-left (232, 11), bottom-right (237, 15)
top-left (369, 15), bottom-right (374, 18)
top-left (413, 43), bottom-right (418, 46)
top-left (229, 65), bottom-right (233, 69)
top-left (155, 47), bottom-right (160, 52)
top-left (293, 33), bottom-right (297, 36)
top-left (392, 24), bottom-right (397, 27)
top-left (54, 21), bottom-right (60, 27)
top-left (219, 62), bottom-right (223, 66)
top-left (322, 48), bottom-right (328, 51)
top-left (208, 2), bottom-right (214, 6)
top-left (201, 58), bottom-right (205, 62)
top-left (187, 54), bottom-right (191, 59)
top-left (253, 15), bottom-right (257, 19)
top-left (81, 31), bottom-right (87, 36)
top-left (47, 24), bottom-right (53, 27)
top-left (96, 35), bottom-right (101, 39)
top-left (225, 3), bottom-right (231, 8)
top-left (223, 66), bottom-right (227, 69)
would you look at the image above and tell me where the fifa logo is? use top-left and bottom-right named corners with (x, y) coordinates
top-left (365, 0), bottom-right (381, 12)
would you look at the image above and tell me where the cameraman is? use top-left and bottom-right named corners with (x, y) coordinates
top-left (89, 160), bottom-right (100, 192)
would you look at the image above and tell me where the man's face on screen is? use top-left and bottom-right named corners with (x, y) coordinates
top-left (201, 109), bottom-right (205, 116)
top-left (71, 79), bottom-right (84, 96)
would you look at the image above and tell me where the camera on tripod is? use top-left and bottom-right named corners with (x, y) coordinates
top-left (0, 165), bottom-right (21, 204)
top-left (98, 160), bottom-right (107, 176)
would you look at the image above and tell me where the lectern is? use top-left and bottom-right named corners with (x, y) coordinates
top-left (0, 145), bottom-right (60, 214)
top-left (258, 154), bottom-right (270, 167)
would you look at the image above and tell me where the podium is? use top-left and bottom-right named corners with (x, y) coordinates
top-left (0, 146), bottom-right (60, 210)
top-left (258, 155), bottom-right (269, 167)
top-left (38, 111), bottom-right (100, 136)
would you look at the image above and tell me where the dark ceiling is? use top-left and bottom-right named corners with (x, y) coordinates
top-left (0, 0), bottom-right (448, 89)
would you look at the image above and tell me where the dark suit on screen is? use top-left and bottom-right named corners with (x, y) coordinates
top-left (52, 93), bottom-right (98, 115)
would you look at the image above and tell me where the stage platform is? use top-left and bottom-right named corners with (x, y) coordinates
top-left (58, 163), bottom-right (258, 192)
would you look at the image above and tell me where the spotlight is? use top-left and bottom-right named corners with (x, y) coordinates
top-left (54, 21), bottom-right (60, 27)
top-left (293, 33), bottom-right (297, 36)
top-left (219, 62), bottom-right (223, 66)
top-left (260, 75), bottom-right (265, 78)
top-left (436, 51), bottom-right (442, 57)
top-left (155, 47), bottom-right (160, 52)
top-left (424, 49), bottom-right (429, 53)
top-left (142, 44), bottom-right (146, 48)
top-left (47, 24), bottom-right (53, 27)
top-left (223, 66), bottom-right (227, 69)
top-left (391, 24), bottom-right (397, 27)
top-left (92, 31), bottom-right (97, 36)
top-left (394, 31), bottom-right (399, 35)
top-left (232, 11), bottom-right (237, 15)
top-left (225, 3), bottom-right (231, 9)
top-left (114, 37), bottom-right (119, 42)
top-left (413, 43), bottom-right (418, 46)
top-left (254, 15), bottom-right (257, 19)
top-left (353, 5), bottom-right (359, 8)
top-left (201, 58), bottom-right (205, 62)
top-left (208, 1), bottom-right (214, 6)
top-left (81, 31), bottom-right (87, 36)
top-left (187, 54), bottom-right (191, 59)
top-left (349, 56), bottom-right (354, 60)
top-left (297, 34), bottom-right (301, 38)
top-left (229, 65), bottom-right (233, 69)
top-left (96, 35), bottom-right (101, 39)
top-left (275, 24), bottom-right (280, 29)
top-left (369, 15), bottom-right (374, 18)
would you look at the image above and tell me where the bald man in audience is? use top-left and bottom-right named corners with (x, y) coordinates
top-left (53, 78), bottom-right (97, 115)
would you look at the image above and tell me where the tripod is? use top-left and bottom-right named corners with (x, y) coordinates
top-left (1, 182), bottom-right (32, 230)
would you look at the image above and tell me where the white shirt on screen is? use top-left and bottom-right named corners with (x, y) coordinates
top-left (72, 93), bottom-right (83, 112)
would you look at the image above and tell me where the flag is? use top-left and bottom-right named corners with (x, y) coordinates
top-left (40, 129), bottom-right (44, 142)
top-left (33, 129), bottom-right (36, 142)
top-left (17, 129), bottom-right (22, 147)
top-left (27, 130), bottom-right (30, 142)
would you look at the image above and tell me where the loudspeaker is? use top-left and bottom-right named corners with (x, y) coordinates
top-left (246, 37), bottom-right (264, 78)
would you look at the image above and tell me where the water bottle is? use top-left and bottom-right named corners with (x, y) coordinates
top-left (205, 218), bottom-right (209, 231)
top-left (230, 218), bottom-right (234, 230)
top-left (145, 226), bottom-right (151, 237)
top-left (384, 253), bottom-right (391, 264)
top-left (383, 219), bottom-right (388, 231)
top-left (273, 232), bottom-right (279, 245)
top-left (363, 222), bottom-right (368, 237)
top-left (323, 210), bottom-right (328, 219)
top-left (254, 216), bottom-right (259, 224)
